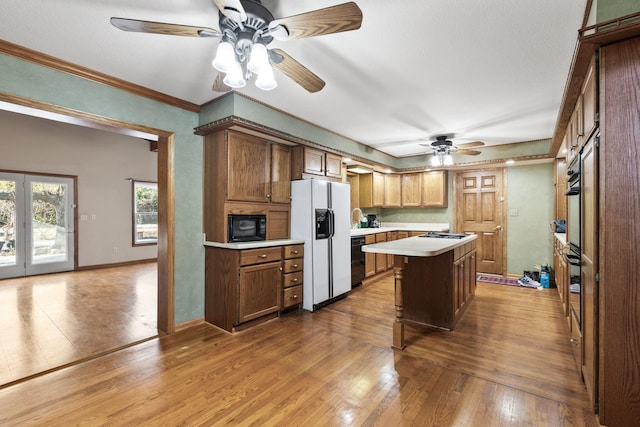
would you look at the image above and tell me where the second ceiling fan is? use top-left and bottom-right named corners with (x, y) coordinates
top-left (111, 0), bottom-right (363, 93)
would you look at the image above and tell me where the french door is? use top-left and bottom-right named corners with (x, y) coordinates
top-left (0, 172), bottom-right (75, 279)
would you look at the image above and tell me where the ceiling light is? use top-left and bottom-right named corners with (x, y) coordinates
top-left (344, 158), bottom-right (353, 163)
top-left (505, 159), bottom-right (515, 165)
top-left (223, 62), bottom-right (246, 88)
top-left (255, 65), bottom-right (277, 90)
top-left (212, 41), bottom-right (235, 73)
top-left (430, 148), bottom-right (454, 167)
top-left (346, 166), bottom-right (372, 174)
top-left (443, 154), bottom-right (453, 166)
top-left (247, 43), bottom-right (270, 74)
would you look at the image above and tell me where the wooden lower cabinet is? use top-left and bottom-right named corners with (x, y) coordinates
top-left (375, 232), bottom-right (387, 273)
top-left (282, 244), bottom-right (304, 309)
top-left (453, 246), bottom-right (476, 321)
top-left (364, 234), bottom-right (376, 277)
top-left (205, 243), bottom-right (304, 332)
top-left (386, 231), bottom-right (397, 269)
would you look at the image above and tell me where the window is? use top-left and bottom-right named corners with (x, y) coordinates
top-left (132, 180), bottom-right (158, 246)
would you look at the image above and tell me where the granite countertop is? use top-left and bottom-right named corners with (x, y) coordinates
top-left (350, 222), bottom-right (450, 237)
top-left (204, 239), bottom-right (305, 250)
top-left (362, 234), bottom-right (477, 257)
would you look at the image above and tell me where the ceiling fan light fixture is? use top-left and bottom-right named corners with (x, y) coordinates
top-left (255, 65), bottom-right (277, 90)
top-left (223, 62), bottom-right (246, 88)
top-left (247, 43), bottom-right (270, 74)
top-left (443, 153), bottom-right (454, 166)
top-left (430, 153), bottom-right (441, 167)
top-left (212, 41), bottom-right (236, 72)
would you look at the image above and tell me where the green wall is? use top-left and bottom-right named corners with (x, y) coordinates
top-left (505, 163), bottom-right (554, 275)
top-left (596, 0), bottom-right (640, 22)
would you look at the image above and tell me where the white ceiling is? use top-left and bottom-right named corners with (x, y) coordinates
top-left (1, 0), bottom-right (586, 157)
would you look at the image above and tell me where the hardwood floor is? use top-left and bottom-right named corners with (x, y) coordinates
top-left (0, 274), bottom-right (599, 426)
top-left (0, 262), bottom-right (158, 386)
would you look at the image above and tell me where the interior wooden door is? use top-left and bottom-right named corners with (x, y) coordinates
top-left (455, 169), bottom-right (505, 275)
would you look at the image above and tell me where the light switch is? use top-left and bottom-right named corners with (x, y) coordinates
top-left (510, 209), bottom-right (519, 217)
top-left (80, 214), bottom-right (88, 221)
top-left (91, 214), bottom-right (97, 220)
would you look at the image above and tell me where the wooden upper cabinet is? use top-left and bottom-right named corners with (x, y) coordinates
top-left (347, 174), bottom-right (360, 210)
top-left (401, 173), bottom-right (422, 207)
top-left (422, 170), bottom-right (447, 207)
top-left (582, 57), bottom-right (597, 144)
top-left (383, 174), bottom-right (402, 207)
top-left (292, 146), bottom-right (343, 180)
top-left (227, 131), bottom-right (271, 203)
top-left (325, 153), bottom-right (343, 179)
top-left (359, 172), bottom-right (384, 207)
top-left (270, 144), bottom-right (291, 204)
top-left (303, 147), bottom-right (325, 176)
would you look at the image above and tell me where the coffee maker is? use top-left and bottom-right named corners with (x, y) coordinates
top-left (367, 214), bottom-right (381, 228)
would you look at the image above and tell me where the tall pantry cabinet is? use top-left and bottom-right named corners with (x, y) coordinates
top-left (597, 35), bottom-right (640, 427)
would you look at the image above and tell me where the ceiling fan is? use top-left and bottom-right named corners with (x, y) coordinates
top-left (420, 135), bottom-right (485, 166)
top-left (110, 0), bottom-right (363, 93)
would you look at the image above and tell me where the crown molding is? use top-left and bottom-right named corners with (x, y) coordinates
top-left (0, 39), bottom-right (200, 113)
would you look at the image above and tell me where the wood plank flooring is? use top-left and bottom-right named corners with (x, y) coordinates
top-left (0, 274), bottom-right (599, 426)
top-left (0, 262), bottom-right (157, 386)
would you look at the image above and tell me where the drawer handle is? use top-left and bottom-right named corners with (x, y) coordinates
top-left (292, 250), bottom-right (299, 254)
top-left (293, 264), bottom-right (298, 268)
top-left (259, 254), bottom-right (268, 259)
top-left (293, 278), bottom-right (298, 282)
top-left (291, 294), bottom-right (298, 299)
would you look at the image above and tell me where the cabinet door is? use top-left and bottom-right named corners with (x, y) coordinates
top-left (365, 234), bottom-right (376, 277)
top-left (384, 174), bottom-right (402, 207)
top-left (401, 173), bottom-right (422, 207)
top-left (386, 231), bottom-right (397, 269)
top-left (270, 144), bottom-right (291, 204)
top-left (422, 171), bottom-right (447, 207)
top-left (303, 147), bottom-right (325, 176)
top-left (582, 57), bottom-right (597, 142)
top-left (348, 174), bottom-right (360, 210)
top-left (375, 232), bottom-right (387, 273)
top-left (238, 261), bottom-right (282, 323)
top-left (325, 153), bottom-right (343, 178)
top-left (227, 132), bottom-right (270, 202)
top-left (372, 172), bottom-right (384, 207)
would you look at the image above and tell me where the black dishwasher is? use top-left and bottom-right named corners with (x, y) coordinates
top-left (351, 236), bottom-right (366, 287)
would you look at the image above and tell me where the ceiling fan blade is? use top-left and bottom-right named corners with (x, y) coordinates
top-left (268, 2), bottom-right (363, 41)
top-left (212, 73), bottom-right (232, 92)
top-left (212, 0), bottom-right (247, 23)
top-left (456, 149), bottom-right (482, 156)
top-left (456, 141), bottom-right (485, 149)
top-left (270, 49), bottom-right (325, 93)
top-left (110, 18), bottom-right (219, 38)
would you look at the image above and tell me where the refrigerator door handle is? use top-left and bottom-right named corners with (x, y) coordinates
top-left (328, 209), bottom-right (335, 238)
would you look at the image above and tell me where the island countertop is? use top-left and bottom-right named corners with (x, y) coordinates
top-left (362, 233), bottom-right (477, 257)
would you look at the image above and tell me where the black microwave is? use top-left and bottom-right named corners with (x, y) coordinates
top-left (228, 214), bottom-right (266, 242)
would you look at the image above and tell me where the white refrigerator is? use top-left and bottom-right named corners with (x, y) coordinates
top-left (290, 180), bottom-right (351, 311)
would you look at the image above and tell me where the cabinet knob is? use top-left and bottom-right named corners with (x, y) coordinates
top-left (292, 294), bottom-right (298, 299)
top-left (460, 263), bottom-right (464, 268)
top-left (293, 250), bottom-right (299, 254)
top-left (259, 254), bottom-right (268, 258)
top-left (570, 338), bottom-right (578, 344)
top-left (293, 278), bottom-right (298, 282)
top-left (266, 194), bottom-right (271, 198)
top-left (293, 264), bottom-right (298, 268)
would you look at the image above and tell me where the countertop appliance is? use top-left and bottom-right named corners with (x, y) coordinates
top-left (367, 214), bottom-right (381, 228)
top-left (227, 214), bottom-right (266, 243)
top-left (351, 236), bottom-right (365, 287)
top-left (291, 180), bottom-right (351, 311)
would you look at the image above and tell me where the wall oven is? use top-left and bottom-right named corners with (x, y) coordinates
top-left (565, 155), bottom-right (581, 326)
top-left (227, 214), bottom-right (266, 243)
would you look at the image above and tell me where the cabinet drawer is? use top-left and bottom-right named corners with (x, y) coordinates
top-left (240, 247), bottom-right (282, 266)
top-left (283, 285), bottom-right (303, 308)
top-left (283, 258), bottom-right (303, 273)
top-left (283, 244), bottom-right (304, 259)
top-left (283, 271), bottom-right (303, 288)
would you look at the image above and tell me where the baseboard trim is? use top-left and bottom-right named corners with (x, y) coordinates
top-left (76, 258), bottom-right (157, 271)
top-left (175, 317), bottom-right (205, 332)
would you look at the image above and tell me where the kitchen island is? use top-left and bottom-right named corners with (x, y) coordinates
top-left (362, 233), bottom-right (477, 349)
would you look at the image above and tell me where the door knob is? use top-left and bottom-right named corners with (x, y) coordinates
top-left (495, 225), bottom-right (503, 231)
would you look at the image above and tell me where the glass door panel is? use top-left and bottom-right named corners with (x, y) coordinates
top-left (26, 176), bottom-right (74, 276)
top-left (0, 173), bottom-right (25, 279)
